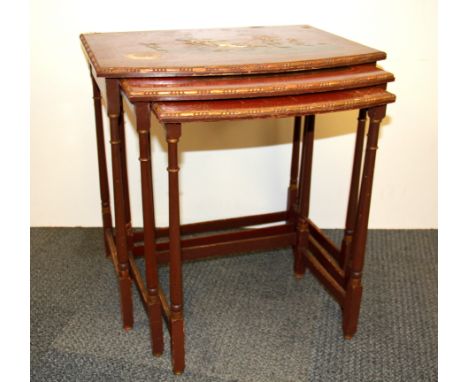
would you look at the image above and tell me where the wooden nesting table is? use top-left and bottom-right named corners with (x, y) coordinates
top-left (80, 25), bottom-right (395, 374)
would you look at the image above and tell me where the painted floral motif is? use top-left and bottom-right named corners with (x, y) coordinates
top-left (140, 42), bottom-right (168, 52)
top-left (175, 35), bottom-right (320, 51)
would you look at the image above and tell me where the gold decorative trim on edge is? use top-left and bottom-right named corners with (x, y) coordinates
top-left (155, 93), bottom-right (396, 122)
top-left (123, 73), bottom-right (394, 99)
top-left (80, 35), bottom-right (103, 74)
top-left (84, 49), bottom-right (386, 77)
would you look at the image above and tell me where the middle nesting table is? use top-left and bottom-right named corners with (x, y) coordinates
top-left (119, 64), bottom-right (395, 374)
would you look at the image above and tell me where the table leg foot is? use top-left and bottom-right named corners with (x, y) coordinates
top-left (294, 272), bottom-right (304, 280)
top-left (119, 275), bottom-right (134, 330)
top-left (342, 274), bottom-right (363, 339)
top-left (148, 301), bottom-right (164, 356)
top-left (170, 317), bottom-right (185, 375)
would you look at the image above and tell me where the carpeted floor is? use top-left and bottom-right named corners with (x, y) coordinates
top-left (30, 228), bottom-right (437, 381)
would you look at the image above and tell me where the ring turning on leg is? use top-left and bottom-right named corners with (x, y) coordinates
top-left (341, 109), bottom-right (368, 269)
top-left (106, 78), bottom-right (133, 330)
top-left (136, 102), bottom-right (164, 356)
top-left (342, 105), bottom-right (386, 339)
top-left (165, 122), bottom-right (185, 374)
top-left (90, 71), bottom-right (113, 257)
top-left (294, 115), bottom-right (315, 278)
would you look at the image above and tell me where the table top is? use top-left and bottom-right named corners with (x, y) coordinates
top-left (80, 25), bottom-right (386, 78)
top-left (153, 86), bottom-right (395, 123)
top-left (121, 64), bottom-right (394, 101)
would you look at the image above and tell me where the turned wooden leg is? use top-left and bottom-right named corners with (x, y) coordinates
top-left (106, 78), bottom-right (133, 330)
top-left (119, 100), bottom-right (134, 252)
top-left (341, 109), bottom-right (367, 268)
top-left (343, 105), bottom-right (386, 339)
top-left (136, 103), bottom-right (164, 356)
top-left (287, 116), bottom-right (302, 219)
top-left (90, 71), bottom-right (113, 257)
top-left (165, 122), bottom-right (185, 374)
top-left (294, 115), bottom-right (315, 278)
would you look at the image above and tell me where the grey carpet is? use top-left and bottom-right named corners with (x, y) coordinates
top-left (31, 228), bottom-right (437, 381)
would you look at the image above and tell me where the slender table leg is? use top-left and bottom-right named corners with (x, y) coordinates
top-left (106, 78), bottom-right (133, 330)
top-left (287, 116), bottom-right (303, 218)
top-left (342, 105), bottom-right (386, 339)
top-left (341, 109), bottom-right (367, 268)
top-left (136, 103), bottom-right (164, 356)
top-left (294, 115), bottom-right (315, 277)
top-left (119, 101), bottom-right (134, 252)
top-left (90, 71), bottom-right (113, 257)
top-left (165, 122), bottom-right (185, 374)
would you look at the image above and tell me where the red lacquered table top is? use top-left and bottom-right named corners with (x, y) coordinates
top-left (80, 25), bottom-right (386, 78)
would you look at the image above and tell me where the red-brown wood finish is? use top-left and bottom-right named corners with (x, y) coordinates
top-left (80, 25), bottom-right (386, 78)
top-left (294, 115), bottom-right (315, 277)
top-left (165, 122), bottom-right (185, 374)
top-left (152, 211), bottom-right (288, 238)
top-left (342, 105), bottom-right (386, 339)
top-left (82, 24), bottom-right (396, 376)
top-left (90, 70), bottom-right (113, 257)
top-left (152, 86), bottom-right (395, 122)
top-left (105, 78), bottom-right (133, 330)
top-left (287, 116), bottom-right (302, 219)
top-left (307, 234), bottom-right (345, 286)
top-left (131, 223), bottom-right (295, 260)
top-left (307, 218), bottom-right (343, 264)
top-left (302, 248), bottom-right (346, 304)
top-left (119, 102), bottom-right (134, 252)
top-left (121, 64), bottom-right (394, 101)
top-left (341, 109), bottom-right (367, 268)
top-left (135, 102), bottom-right (164, 356)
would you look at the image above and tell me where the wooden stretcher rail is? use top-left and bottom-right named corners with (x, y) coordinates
top-left (158, 287), bottom-right (171, 319)
top-left (128, 253), bottom-right (149, 305)
top-left (104, 229), bottom-right (119, 275)
top-left (133, 211), bottom-right (288, 243)
top-left (158, 286), bottom-right (171, 333)
top-left (133, 224), bottom-right (295, 262)
top-left (163, 224), bottom-right (293, 251)
top-left (134, 230), bottom-right (295, 263)
top-left (303, 248), bottom-right (346, 305)
top-left (306, 218), bottom-right (343, 264)
top-left (128, 251), bottom-right (173, 334)
top-left (307, 234), bottom-right (345, 287)
top-left (177, 231), bottom-right (296, 261)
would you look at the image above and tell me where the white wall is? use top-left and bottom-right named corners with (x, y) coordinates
top-left (30, 0), bottom-right (437, 228)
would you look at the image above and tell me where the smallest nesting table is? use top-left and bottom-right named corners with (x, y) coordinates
top-left (81, 25), bottom-right (396, 374)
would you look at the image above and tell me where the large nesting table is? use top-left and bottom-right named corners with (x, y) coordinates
top-left (80, 25), bottom-right (395, 374)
